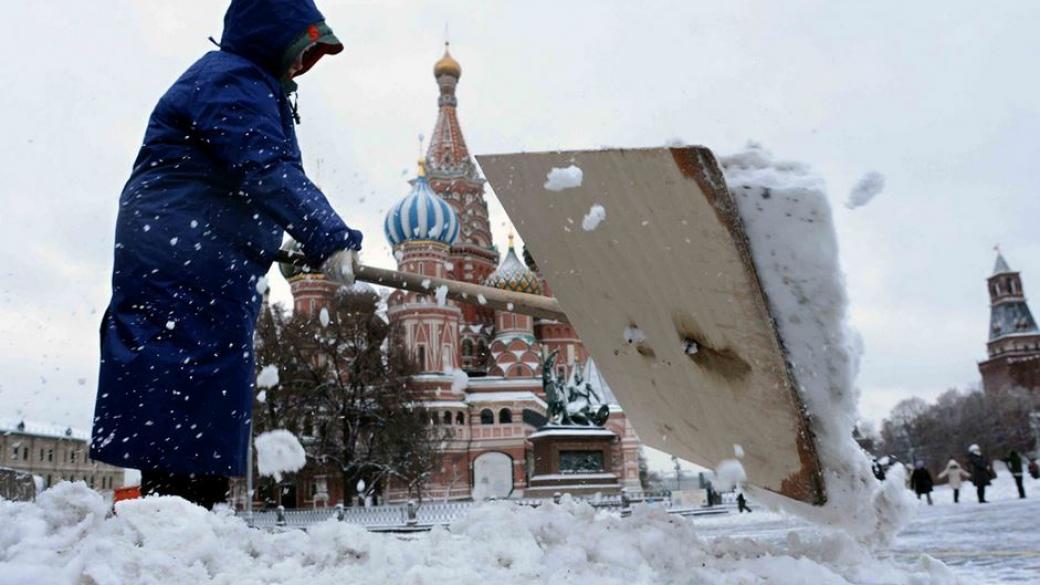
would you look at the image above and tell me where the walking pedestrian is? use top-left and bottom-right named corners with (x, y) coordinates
top-left (909, 460), bottom-right (934, 505)
top-left (736, 492), bottom-right (752, 513)
top-left (968, 444), bottom-right (991, 504)
top-left (938, 459), bottom-right (971, 503)
top-left (1005, 450), bottom-right (1027, 499)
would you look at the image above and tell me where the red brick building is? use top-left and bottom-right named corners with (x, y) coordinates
top-left (978, 252), bottom-right (1040, 394)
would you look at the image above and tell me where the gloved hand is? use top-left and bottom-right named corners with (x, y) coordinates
top-left (322, 249), bottom-right (358, 287)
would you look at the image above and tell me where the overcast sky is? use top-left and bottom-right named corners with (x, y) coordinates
top-left (2, 1), bottom-right (1039, 463)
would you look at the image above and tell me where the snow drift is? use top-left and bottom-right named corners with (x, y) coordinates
top-left (0, 483), bottom-right (959, 585)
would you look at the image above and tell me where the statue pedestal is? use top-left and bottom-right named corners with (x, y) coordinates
top-left (525, 425), bottom-right (622, 498)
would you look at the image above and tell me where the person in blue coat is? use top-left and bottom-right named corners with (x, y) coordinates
top-left (90, 0), bottom-right (361, 509)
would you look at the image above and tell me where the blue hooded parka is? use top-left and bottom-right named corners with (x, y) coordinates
top-left (90, 0), bottom-right (360, 477)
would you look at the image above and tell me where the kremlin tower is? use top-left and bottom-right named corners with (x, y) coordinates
top-left (978, 251), bottom-right (1040, 394)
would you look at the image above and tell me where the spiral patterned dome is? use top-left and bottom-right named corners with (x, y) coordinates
top-left (384, 162), bottom-right (460, 248)
top-left (484, 237), bottom-right (543, 295)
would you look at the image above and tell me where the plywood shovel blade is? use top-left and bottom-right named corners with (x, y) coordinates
top-left (476, 146), bottom-right (825, 504)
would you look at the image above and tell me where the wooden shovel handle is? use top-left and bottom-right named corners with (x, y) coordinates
top-left (274, 249), bottom-right (569, 323)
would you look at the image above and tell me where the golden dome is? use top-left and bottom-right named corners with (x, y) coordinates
top-left (433, 42), bottom-right (461, 79)
top-left (484, 235), bottom-right (543, 296)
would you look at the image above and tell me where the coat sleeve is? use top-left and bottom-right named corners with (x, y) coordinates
top-left (191, 60), bottom-right (362, 264)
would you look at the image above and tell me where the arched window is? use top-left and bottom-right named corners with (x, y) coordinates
top-left (443, 411), bottom-right (453, 425)
top-left (416, 346), bottom-right (427, 369)
top-left (462, 339), bottom-right (474, 357)
top-left (477, 341), bottom-right (489, 365)
top-left (456, 412), bottom-right (465, 425)
top-left (499, 408), bottom-right (513, 424)
top-left (432, 412), bottom-right (440, 425)
top-left (480, 409), bottom-right (494, 425)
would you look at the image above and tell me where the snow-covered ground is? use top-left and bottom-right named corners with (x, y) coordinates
top-left (7, 473), bottom-right (1037, 584)
top-left (696, 466), bottom-right (1039, 584)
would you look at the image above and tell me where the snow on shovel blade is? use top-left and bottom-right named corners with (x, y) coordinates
top-left (476, 147), bottom-right (826, 505)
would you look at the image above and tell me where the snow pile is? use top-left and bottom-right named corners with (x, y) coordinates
top-left (451, 368), bottom-right (470, 392)
top-left (0, 483), bottom-right (960, 585)
top-left (721, 144), bottom-right (913, 544)
top-left (435, 284), bottom-right (449, 307)
top-left (256, 364), bottom-right (279, 389)
top-left (254, 430), bottom-right (306, 482)
top-left (845, 171), bottom-right (885, 209)
top-left (581, 204), bottom-right (606, 231)
top-left (543, 164), bottom-right (583, 191)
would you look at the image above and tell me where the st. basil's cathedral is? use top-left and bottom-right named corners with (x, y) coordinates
top-left (282, 45), bottom-right (643, 503)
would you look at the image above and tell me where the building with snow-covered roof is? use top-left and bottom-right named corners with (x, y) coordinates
top-left (978, 251), bottom-right (1040, 394)
top-left (0, 418), bottom-right (126, 493)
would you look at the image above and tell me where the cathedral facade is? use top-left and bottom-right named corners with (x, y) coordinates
top-left (284, 46), bottom-right (643, 503)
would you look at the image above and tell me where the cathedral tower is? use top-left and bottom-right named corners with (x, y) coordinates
top-left (384, 161), bottom-right (463, 373)
top-left (426, 43), bottom-right (498, 374)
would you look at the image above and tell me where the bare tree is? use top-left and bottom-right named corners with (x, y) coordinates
top-left (254, 288), bottom-right (442, 505)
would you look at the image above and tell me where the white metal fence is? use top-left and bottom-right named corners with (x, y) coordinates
top-left (239, 491), bottom-right (729, 532)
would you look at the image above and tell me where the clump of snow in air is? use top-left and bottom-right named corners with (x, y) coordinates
top-left (435, 284), bottom-right (449, 306)
top-left (543, 164), bottom-right (583, 191)
top-left (255, 275), bottom-right (269, 295)
top-left (721, 144), bottom-right (914, 543)
top-left (581, 204), bottom-right (606, 231)
top-left (165, 320), bottom-right (176, 330)
top-left (254, 429), bottom-right (306, 482)
top-left (256, 364), bottom-right (279, 389)
top-left (712, 459), bottom-right (747, 492)
top-left (256, 390), bottom-right (267, 403)
top-left (477, 294), bottom-right (487, 305)
top-left (319, 307), bottom-right (330, 328)
top-left (845, 171), bottom-right (885, 209)
top-left (623, 325), bottom-right (646, 344)
top-left (0, 482), bottom-right (962, 585)
top-left (734, 444), bottom-right (745, 458)
top-left (421, 278), bottom-right (431, 289)
top-left (451, 368), bottom-right (469, 392)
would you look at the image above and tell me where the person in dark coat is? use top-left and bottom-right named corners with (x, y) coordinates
top-left (909, 460), bottom-right (934, 505)
top-left (1005, 450), bottom-right (1027, 499)
top-left (90, 0), bottom-right (362, 509)
top-left (736, 492), bottom-right (752, 513)
top-left (967, 444), bottom-right (991, 504)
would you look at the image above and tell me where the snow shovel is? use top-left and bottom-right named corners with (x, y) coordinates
top-left (474, 146), bottom-right (826, 505)
top-left (277, 145), bottom-right (826, 505)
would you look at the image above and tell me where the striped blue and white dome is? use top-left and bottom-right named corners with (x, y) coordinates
top-left (384, 163), bottom-right (460, 248)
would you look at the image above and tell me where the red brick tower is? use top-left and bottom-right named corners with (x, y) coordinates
top-left (523, 247), bottom-right (589, 382)
top-left (979, 251), bottom-right (1040, 393)
top-left (426, 43), bottom-right (498, 375)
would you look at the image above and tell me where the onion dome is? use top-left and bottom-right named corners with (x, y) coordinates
top-left (433, 42), bottom-right (461, 78)
top-left (484, 235), bottom-right (543, 295)
top-left (384, 160), bottom-right (460, 247)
